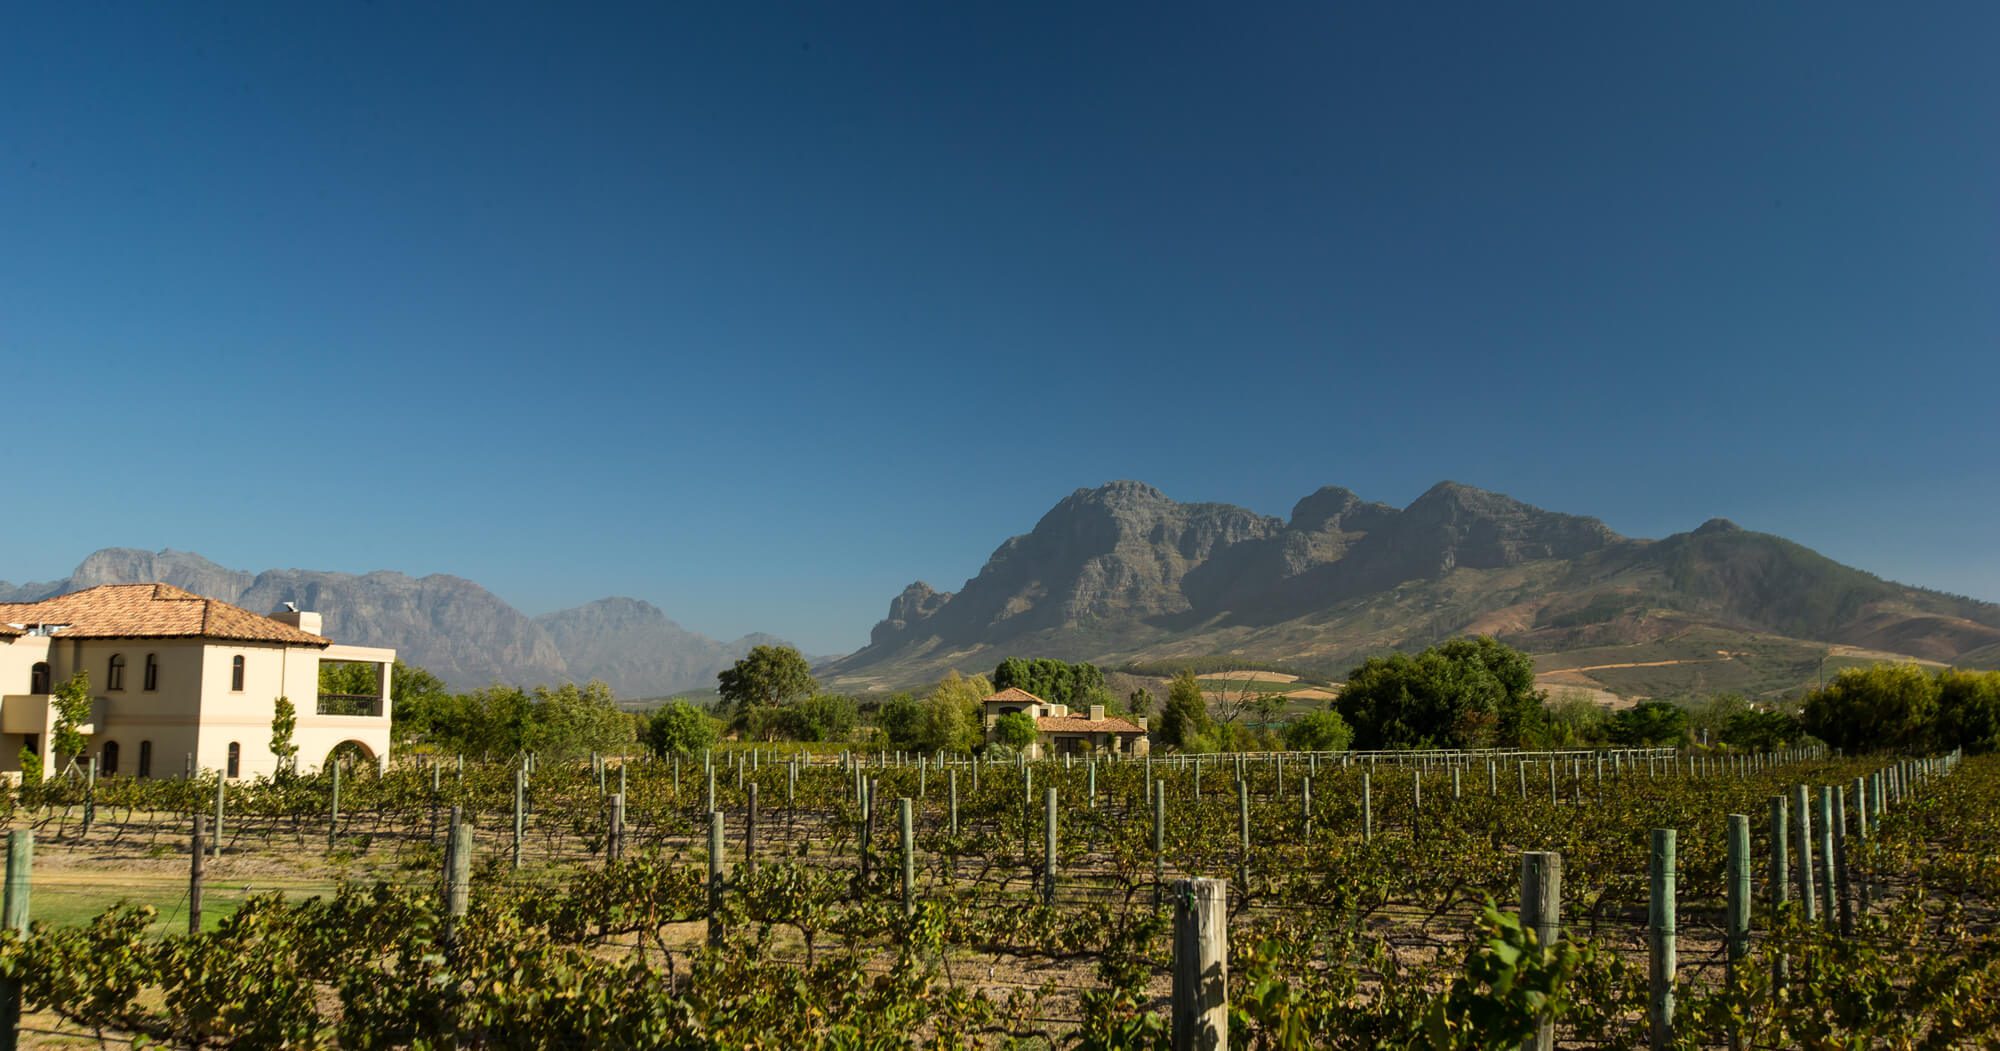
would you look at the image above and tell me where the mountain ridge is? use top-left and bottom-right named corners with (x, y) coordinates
top-left (1, 550), bottom-right (784, 698)
top-left (824, 480), bottom-right (2000, 697)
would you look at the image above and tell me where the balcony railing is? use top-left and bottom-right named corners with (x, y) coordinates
top-left (316, 693), bottom-right (382, 717)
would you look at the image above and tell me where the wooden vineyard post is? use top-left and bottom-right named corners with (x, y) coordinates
top-left (0, 830), bottom-right (30, 1051)
top-left (608, 792), bottom-right (626, 864)
top-left (707, 810), bottom-right (726, 947)
top-left (858, 777), bottom-right (873, 894)
top-left (1832, 786), bottom-right (1852, 936)
top-left (949, 769), bottom-right (959, 838)
top-left (1792, 785), bottom-right (1817, 923)
top-left (1649, 828), bottom-right (1677, 1051)
top-left (512, 768), bottom-right (526, 869)
top-left (1301, 776), bottom-right (1313, 838)
top-left (1044, 787), bottom-right (1058, 906)
top-left (1770, 795), bottom-right (1790, 993)
top-left (900, 797), bottom-right (915, 915)
top-left (1362, 772), bottom-right (1373, 844)
top-left (1548, 760), bottom-right (1557, 806)
top-left (1236, 778), bottom-right (1250, 891)
top-left (1171, 878), bottom-right (1229, 1051)
top-left (189, 815), bottom-right (206, 935)
top-left (1154, 791), bottom-right (1168, 909)
top-left (1816, 787), bottom-right (1836, 926)
top-left (745, 783), bottom-right (758, 875)
top-left (328, 760), bottom-right (342, 847)
top-left (1453, 765), bottom-right (1461, 801)
top-left (1488, 759), bottom-right (1497, 796)
top-left (1726, 813), bottom-right (1751, 1026)
top-left (1521, 851), bottom-right (1562, 1051)
top-left (444, 807), bottom-right (472, 956)
top-left (213, 776), bottom-right (225, 857)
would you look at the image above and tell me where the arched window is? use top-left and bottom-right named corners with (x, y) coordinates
top-left (101, 740), bottom-right (120, 775)
top-left (107, 653), bottom-right (126, 691)
top-left (226, 742), bottom-right (241, 779)
top-left (30, 662), bottom-right (50, 694)
top-left (230, 655), bottom-right (245, 692)
top-left (143, 654), bottom-right (159, 691)
top-left (137, 740), bottom-right (153, 778)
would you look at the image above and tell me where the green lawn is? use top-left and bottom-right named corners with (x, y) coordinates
top-left (25, 875), bottom-right (339, 934)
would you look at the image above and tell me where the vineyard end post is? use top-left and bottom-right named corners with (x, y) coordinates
top-left (1520, 850), bottom-right (1562, 1051)
top-left (0, 829), bottom-right (30, 1051)
top-left (1648, 827), bottom-right (1677, 1051)
top-left (1170, 877), bottom-right (1228, 1051)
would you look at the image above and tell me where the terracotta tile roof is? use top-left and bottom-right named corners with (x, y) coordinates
top-left (0, 584), bottom-right (330, 647)
top-left (983, 687), bottom-right (1048, 705)
top-left (0, 624), bottom-right (22, 638)
top-left (1036, 715), bottom-right (1146, 734)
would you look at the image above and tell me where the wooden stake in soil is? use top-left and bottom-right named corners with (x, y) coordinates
top-left (1791, 785), bottom-right (1817, 923)
top-left (1171, 878), bottom-right (1228, 1051)
top-left (1520, 850), bottom-right (1562, 1051)
top-left (0, 830), bottom-right (30, 1051)
top-left (1649, 828), bottom-right (1677, 1051)
top-left (189, 815), bottom-right (205, 936)
top-left (707, 809), bottom-right (726, 948)
top-left (900, 797), bottom-right (916, 915)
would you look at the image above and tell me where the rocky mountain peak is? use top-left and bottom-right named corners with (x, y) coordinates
top-left (1694, 517), bottom-right (1744, 535)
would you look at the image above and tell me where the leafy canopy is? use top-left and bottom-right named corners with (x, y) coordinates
top-left (718, 645), bottom-right (818, 713)
top-left (1337, 637), bottom-right (1544, 750)
top-left (645, 701), bottom-right (720, 756)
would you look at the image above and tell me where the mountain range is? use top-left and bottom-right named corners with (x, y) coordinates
top-left (822, 481), bottom-right (2000, 700)
top-left (0, 549), bottom-right (783, 698)
top-left (11, 480), bottom-right (1998, 703)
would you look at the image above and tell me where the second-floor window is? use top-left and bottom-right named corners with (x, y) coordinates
top-left (144, 654), bottom-right (159, 691)
top-left (231, 655), bottom-right (246, 691)
top-left (107, 653), bottom-right (125, 691)
top-left (30, 662), bottom-right (49, 694)
top-left (226, 742), bottom-right (241, 779)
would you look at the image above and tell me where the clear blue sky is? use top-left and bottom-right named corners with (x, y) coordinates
top-left (5, 4), bottom-right (1996, 655)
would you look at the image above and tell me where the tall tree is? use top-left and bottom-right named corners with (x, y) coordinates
top-left (718, 645), bottom-right (819, 713)
top-left (51, 670), bottom-right (92, 772)
top-left (1801, 664), bottom-right (1940, 753)
top-left (270, 696), bottom-right (299, 776)
top-left (1337, 637), bottom-right (1545, 750)
top-left (645, 700), bottom-right (720, 757)
top-left (1156, 669), bottom-right (1217, 752)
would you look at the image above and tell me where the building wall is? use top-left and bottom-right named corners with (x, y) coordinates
top-left (0, 634), bottom-right (392, 779)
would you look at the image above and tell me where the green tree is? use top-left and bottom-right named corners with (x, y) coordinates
top-left (51, 670), bottom-right (92, 772)
top-left (1539, 691), bottom-right (1609, 747)
top-left (992, 657), bottom-right (1106, 707)
top-left (991, 710), bottom-right (1038, 750)
top-left (1936, 669), bottom-right (2000, 754)
top-left (1337, 637), bottom-right (1544, 750)
top-left (718, 645), bottom-right (819, 714)
top-left (524, 681), bottom-right (634, 760)
top-left (878, 693), bottom-right (923, 750)
top-left (1282, 708), bottom-right (1353, 751)
top-left (1721, 706), bottom-right (1799, 751)
top-left (1156, 670), bottom-right (1216, 752)
top-left (1801, 664), bottom-right (1939, 753)
top-left (270, 696), bottom-right (299, 776)
top-left (781, 694), bottom-right (858, 743)
top-left (1607, 701), bottom-right (1688, 747)
top-left (1127, 687), bottom-right (1157, 723)
top-left (916, 672), bottom-right (990, 753)
top-left (645, 701), bottom-right (721, 756)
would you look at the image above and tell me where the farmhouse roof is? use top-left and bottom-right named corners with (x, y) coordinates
top-left (0, 584), bottom-right (331, 647)
top-left (983, 687), bottom-right (1048, 705)
top-left (1035, 715), bottom-right (1146, 735)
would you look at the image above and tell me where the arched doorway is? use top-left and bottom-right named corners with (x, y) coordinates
top-left (326, 740), bottom-right (376, 770)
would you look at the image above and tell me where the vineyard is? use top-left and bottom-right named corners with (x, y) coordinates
top-left (0, 746), bottom-right (1992, 1048)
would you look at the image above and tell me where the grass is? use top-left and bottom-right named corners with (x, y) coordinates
top-left (27, 873), bottom-right (340, 934)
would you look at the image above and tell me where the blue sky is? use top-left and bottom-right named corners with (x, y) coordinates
top-left (4, 4), bottom-right (1996, 654)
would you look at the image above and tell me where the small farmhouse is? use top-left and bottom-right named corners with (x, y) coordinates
top-left (0, 584), bottom-right (394, 780)
top-left (981, 686), bottom-right (1149, 758)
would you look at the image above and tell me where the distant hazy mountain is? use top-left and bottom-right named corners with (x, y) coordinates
top-left (0, 549), bottom-right (786, 697)
top-left (823, 480), bottom-right (2000, 698)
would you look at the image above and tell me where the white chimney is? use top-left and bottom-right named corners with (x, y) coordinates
top-left (1089, 704), bottom-right (1106, 722)
top-left (271, 607), bottom-right (323, 636)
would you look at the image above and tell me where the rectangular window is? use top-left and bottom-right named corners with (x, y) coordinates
top-left (144, 654), bottom-right (159, 691)
top-left (138, 740), bottom-right (152, 778)
top-left (231, 655), bottom-right (245, 692)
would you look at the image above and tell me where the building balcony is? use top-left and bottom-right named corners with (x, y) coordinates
top-left (315, 692), bottom-right (383, 718)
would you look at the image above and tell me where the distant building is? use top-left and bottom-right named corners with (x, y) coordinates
top-left (981, 686), bottom-right (1149, 758)
top-left (0, 584), bottom-right (394, 780)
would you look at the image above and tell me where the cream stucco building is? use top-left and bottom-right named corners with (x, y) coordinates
top-left (0, 584), bottom-right (393, 780)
